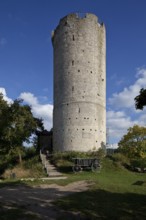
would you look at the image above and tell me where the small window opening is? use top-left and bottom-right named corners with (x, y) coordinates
top-left (90, 71), bottom-right (92, 73)
top-left (76, 117), bottom-right (78, 119)
top-left (95, 119), bottom-right (96, 121)
top-left (73, 35), bottom-right (75, 41)
top-left (71, 140), bottom-right (72, 142)
top-left (82, 128), bottom-right (84, 131)
top-left (72, 86), bottom-right (74, 91)
top-left (78, 70), bottom-right (80, 72)
top-left (90, 129), bottom-right (92, 131)
top-left (102, 79), bottom-right (104, 81)
top-left (72, 60), bottom-right (74, 66)
top-left (78, 108), bottom-right (80, 113)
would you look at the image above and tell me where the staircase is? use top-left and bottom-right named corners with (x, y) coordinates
top-left (40, 151), bottom-right (63, 177)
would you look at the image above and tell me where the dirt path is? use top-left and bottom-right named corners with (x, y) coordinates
top-left (0, 181), bottom-right (92, 219)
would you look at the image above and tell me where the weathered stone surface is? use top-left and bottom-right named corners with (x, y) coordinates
top-left (52, 13), bottom-right (106, 152)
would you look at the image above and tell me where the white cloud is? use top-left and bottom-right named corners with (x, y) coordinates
top-left (107, 68), bottom-right (146, 144)
top-left (0, 88), bottom-right (13, 104)
top-left (106, 110), bottom-right (137, 142)
top-left (109, 68), bottom-right (146, 109)
top-left (0, 89), bottom-right (53, 131)
top-left (19, 92), bottom-right (53, 130)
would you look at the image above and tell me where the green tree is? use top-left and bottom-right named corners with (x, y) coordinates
top-left (0, 94), bottom-right (44, 163)
top-left (135, 88), bottom-right (146, 110)
top-left (118, 125), bottom-right (146, 158)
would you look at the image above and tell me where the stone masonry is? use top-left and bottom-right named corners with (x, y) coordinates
top-left (52, 13), bottom-right (106, 152)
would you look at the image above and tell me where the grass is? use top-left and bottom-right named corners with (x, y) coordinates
top-left (0, 156), bottom-right (146, 219)
top-left (2, 155), bottom-right (47, 179)
top-left (0, 202), bottom-right (39, 220)
top-left (54, 158), bottom-right (146, 219)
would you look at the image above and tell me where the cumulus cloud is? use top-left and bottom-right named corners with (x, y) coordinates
top-left (106, 110), bottom-right (138, 143)
top-left (107, 68), bottom-right (146, 144)
top-left (109, 68), bottom-right (146, 109)
top-left (0, 88), bottom-right (53, 131)
top-left (0, 88), bottom-right (13, 104)
top-left (19, 92), bottom-right (53, 130)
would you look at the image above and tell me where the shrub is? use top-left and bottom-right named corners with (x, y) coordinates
top-left (109, 153), bottom-right (130, 168)
top-left (130, 158), bottom-right (146, 170)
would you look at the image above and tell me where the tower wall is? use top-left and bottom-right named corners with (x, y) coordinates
top-left (52, 13), bottom-right (106, 152)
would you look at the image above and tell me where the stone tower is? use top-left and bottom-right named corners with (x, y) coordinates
top-left (52, 13), bottom-right (106, 152)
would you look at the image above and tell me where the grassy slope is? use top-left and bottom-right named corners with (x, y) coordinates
top-left (55, 158), bottom-right (146, 219)
top-left (0, 158), bottom-right (146, 219)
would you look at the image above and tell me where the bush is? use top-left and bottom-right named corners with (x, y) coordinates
top-left (108, 153), bottom-right (130, 168)
top-left (52, 149), bottom-right (105, 162)
top-left (51, 149), bottom-right (105, 172)
top-left (24, 146), bottom-right (37, 160)
top-left (130, 158), bottom-right (146, 170)
top-left (23, 155), bottom-right (40, 169)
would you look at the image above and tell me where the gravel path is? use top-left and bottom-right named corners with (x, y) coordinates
top-left (0, 181), bottom-right (92, 219)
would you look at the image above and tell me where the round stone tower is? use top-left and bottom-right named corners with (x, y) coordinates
top-left (52, 13), bottom-right (106, 152)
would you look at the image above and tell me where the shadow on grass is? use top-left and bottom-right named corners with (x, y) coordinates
top-left (1, 179), bottom-right (146, 220)
top-left (0, 180), bottom-right (91, 220)
top-left (57, 165), bottom-right (73, 174)
top-left (0, 204), bottom-right (38, 220)
top-left (55, 188), bottom-right (146, 220)
top-left (0, 180), bottom-right (24, 188)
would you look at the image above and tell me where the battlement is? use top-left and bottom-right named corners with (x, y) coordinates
top-left (52, 13), bottom-right (104, 42)
top-left (60, 13), bottom-right (98, 25)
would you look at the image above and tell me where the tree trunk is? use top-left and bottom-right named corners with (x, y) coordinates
top-left (18, 151), bottom-right (22, 164)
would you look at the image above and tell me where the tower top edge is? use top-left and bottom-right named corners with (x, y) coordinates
top-left (60, 13), bottom-right (100, 23)
top-left (51, 13), bottom-right (105, 42)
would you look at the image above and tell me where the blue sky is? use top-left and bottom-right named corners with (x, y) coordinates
top-left (0, 0), bottom-right (146, 146)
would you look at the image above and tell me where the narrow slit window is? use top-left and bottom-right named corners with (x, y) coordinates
top-left (73, 35), bottom-right (75, 41)
top-left (72, 60), bottom-right (74, 66)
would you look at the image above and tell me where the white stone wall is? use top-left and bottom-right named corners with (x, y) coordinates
top-left (52, 13), bottom-right (106, 152)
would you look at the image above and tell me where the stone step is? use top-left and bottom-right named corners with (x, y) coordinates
top-left (48, 171), bottom-right (63, 177)
top-left (40, 152), bottom-right (63, 177)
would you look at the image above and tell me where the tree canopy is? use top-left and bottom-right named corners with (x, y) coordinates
top-left (118, 125), bottom-right (146, 158)
top-left (135, 88), bottom-right (146, 110)
top-left (0, 94), bottom-right (44, 156)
